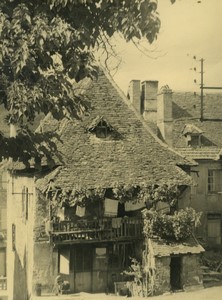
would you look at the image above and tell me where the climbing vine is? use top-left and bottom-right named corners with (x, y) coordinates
top-left (48, 183), bottom-right (181, 209)
top-left (143, 207), bottom-right (202, 241)
top-left (49, 186), bottom-right (105, 209)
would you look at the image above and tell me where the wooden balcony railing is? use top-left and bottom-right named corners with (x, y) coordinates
top-left (0, 277), bottom-right (7, 290)
top-left (51, 217), bottom-right (143, 244)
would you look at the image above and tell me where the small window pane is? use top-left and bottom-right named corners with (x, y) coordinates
top-left (0, 248), bottom-right (6, 276)
top-left (96, 127), bottom-right (107, 138)
top-left (208, 170), bottom-right (222, 192)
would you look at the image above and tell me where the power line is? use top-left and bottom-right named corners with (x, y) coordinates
top-left (199, 58), bottom-right (222, 121)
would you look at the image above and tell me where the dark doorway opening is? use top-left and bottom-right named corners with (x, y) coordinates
top-left (170, 256), bottom-right (182, 291)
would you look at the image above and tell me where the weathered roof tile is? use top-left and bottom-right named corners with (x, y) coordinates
top-left (35, 71), bottom-right (194, 190)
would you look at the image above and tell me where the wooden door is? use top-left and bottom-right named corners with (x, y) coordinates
top-left (74, 246), bottom-right (93, 292)
top-left (92, 247), bottom-right (108, 293)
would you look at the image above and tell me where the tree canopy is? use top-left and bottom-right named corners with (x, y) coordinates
top-left (0, 0), bottom-right (175, 165)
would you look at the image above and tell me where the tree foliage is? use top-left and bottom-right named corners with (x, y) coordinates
top-left (0, 0), bottom-right (176, 163)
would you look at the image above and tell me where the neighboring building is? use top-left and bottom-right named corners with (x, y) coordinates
top-left (0, 169), bottom-right (7, 300)
top-left (0, 104), bottom-right (43, 300)
top-left (128, 80), bottom-right (222, 248)
top-left (0, 106), bottom-right (10, 300)
top-left (5, 70), bottom-right (203, 299)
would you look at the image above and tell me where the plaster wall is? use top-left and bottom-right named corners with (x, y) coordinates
top-left (179, 161), bottom-right (222, 243)
top-left (32, 189), bottom-right (58, 294)
top-left (182, 255), bottom-right (203, 290)
top-left (0, 171), bottom-right (7, 300)
top-left (7, 174), bottom-right (35, 300)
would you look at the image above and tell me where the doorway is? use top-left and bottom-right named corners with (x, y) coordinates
top-left (72, 245), bottom-right (108, 293)
top-left (170, 256), bottom-right (182, 291)
top-left (73, 246), bottom-right (93, 292)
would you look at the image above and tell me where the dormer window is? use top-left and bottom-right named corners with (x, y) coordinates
top-left (95, 120), bottom-right (108, 138)
top-left (182, 124), bottom-right (203, 148)
top-left (87, 116), bottom-right (121, 140)
top-left (187, 134), bottom-right (202, 147)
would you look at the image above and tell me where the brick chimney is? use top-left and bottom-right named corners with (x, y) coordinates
top-left (157, 86), bottom-right (173, 146)
top-left (141, 80), bottom-right (158, 122)
top-left (127, 80), bottom-right (141, 114)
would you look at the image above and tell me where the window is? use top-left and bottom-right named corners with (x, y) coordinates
top-left (182, 124), bottom-right (203, 147)
top-left (208, 169), bottom-right (222, 193)
top-left (96, 120), bottom-right (108, 138)
top-left (0, 208), bottom-right (6, 231)
top-left (87, 116), bottom-right (121, 140)
top-left (0, 248), bottom-right (6, 277)
top-left (187, 135), bottom-right (201, 147)
top-left (22, 187), bottom-right (29, 222)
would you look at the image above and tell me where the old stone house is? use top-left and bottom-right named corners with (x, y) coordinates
top-left (5, 71), bottom-right (204, 300)
top-left (144, 237), bottom-right (204, 295)
top-left (128, 80), bottom-right (222, 248)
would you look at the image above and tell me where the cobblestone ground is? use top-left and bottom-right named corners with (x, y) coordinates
top-left (33, 286), bottom-right (222, 300)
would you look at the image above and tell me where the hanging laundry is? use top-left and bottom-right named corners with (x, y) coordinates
top-left (112, 218), bottom-right (122, 228)
top-left (104, 198), bottom-right (118, 217)
top-left (76, 205), bottom-right (86, 217)
top-left (57, 207), bottom-right (65, 221)
top-left (125, 201), bottom-right (146, 212)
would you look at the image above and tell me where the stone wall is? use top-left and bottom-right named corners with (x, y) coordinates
top-left (182, 254), bottom-right (203, 290)
top-left (32, 242), bottom-right (58, 294)
top-left (152, 254), bottom-right (203, 295)
top-left (154, 257), bottom-right (171, 295)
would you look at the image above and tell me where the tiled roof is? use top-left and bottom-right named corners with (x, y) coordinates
top-left (36, 71), bottom-right (194, 191)
top-left (172, 92), bottom-right (222, 148)
top-left (150, 237), bottom-right (205, 257)
top-left (175, 147), bottom-right (221, 160)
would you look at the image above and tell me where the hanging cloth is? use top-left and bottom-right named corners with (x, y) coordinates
top-left (76, 205), bottom-right (86, 217)
top-left (57, 207), bottom-right (65, 221)
top-left (112, 217), bottom-right (122, 228)
top-left (104, 198), bottom-right (118, 217)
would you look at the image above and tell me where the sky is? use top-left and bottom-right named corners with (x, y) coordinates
top-left (112, 0), bottom-right (222, 94)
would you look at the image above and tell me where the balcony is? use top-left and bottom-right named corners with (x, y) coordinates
top-left (51, 217), bottom-right (143, 244)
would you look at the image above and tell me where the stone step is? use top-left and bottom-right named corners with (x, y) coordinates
top-left (203, 280), bottom-right (222, 288)
top-left (200, 265), bottom-right (209, 270)
top-left (203, 271), bottom-right (222, 280)
top-left (203, 277), bottom-right (221, 282)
